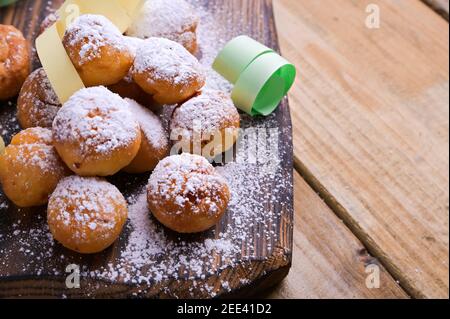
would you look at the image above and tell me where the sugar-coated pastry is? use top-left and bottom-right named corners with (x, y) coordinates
top-left (132, 37), bottom-right (205, 105)
top-left (108, 36), bottom-right (158, 109)
top-left (47, 176), bottom-right (128, 254)
top-left (0, 128), bottom-right (70, 208)
top-left (0, 25), bottom-right (30, 100)
top-left (123, 35), bottom-right (144, 56)
top-left (147, 153), bottom-right (230, 233)
top-left (123, 99), bottom-right (170, 174)
top-left (52, 86), bottom-right (141, 177)
top-left (108, 78), bottom-right (155, 109)
top-left (39, 12), bottom-right (59, 34)
top-left (108, 37), bottom-right (149, 104)
top-left (127, 0), bottom-right (199, 54)
top-left (62, 14), bottom-right (134, 87)
top-left (170, 90), bottom-right (240, 158)
top-left (17, 68), bottom-right (61, 129)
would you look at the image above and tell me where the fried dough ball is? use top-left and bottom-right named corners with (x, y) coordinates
top-left (0, 128), bottom-right (70, 208)
top-left (108, 36), bottom-right (157, 110)
top-left (108, 78), bottom-right (150, 106)
top-left (131, 37), bottom-right (205, 105)
top-left (47, 176), bottom-right (128, 254)
top-left (170, 90), bottom-right (240, 158)
top-left (17, 68), bottom-right (61, 129)
top-left (62, 14), bottom-right (134, 87)
top-left (52, 86), bottom-right (141, 177)
top-left (0, 25), bottom-right (30, 100)
top-left (123, 99), bottom-right (170, 174)
top-left (108, 77), bottom-right (159, 110)
top-left (127, 0), bottom-right (199, 54)
top-left (123, 35), bottom-right (144, 53)
top-left (147, 153), bottom-right (230, 233)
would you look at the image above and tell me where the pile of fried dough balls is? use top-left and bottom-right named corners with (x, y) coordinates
top-left (0, 0), bottom-right (240, 254)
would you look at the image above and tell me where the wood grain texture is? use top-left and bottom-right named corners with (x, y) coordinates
top-left (274, 0), bottom-right (449, 298)
top-left (422, 0), bottom-right (449, 20)
top-left (266, 171), bottom-right (407, 299)
top-left (0, 0), bottom-right (294, 298)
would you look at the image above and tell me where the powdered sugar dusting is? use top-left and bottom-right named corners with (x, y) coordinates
top-left (123, 36), bottom-right (144, 58)
top-left (192, 1), bottom-right (233, 92)
top-left (64, 14), bottom-right (129, 66)
top-left (89, 139), bottom-right (287, 293)
top-left (5, 128), bottom-right (61, 173)
top-left (0, 147), bottom-right (288, 297)
top-left (14, 127), bottom-right (54, 146)
top-left (5, 144), bottom-right (60, 173)
top-left (52, 86), bottom-right (140, 156)
top-left (96, 189), bottom-right (238, 286)
top-left (40, 12), bottom-right (59, 34)
top-left (127, 0), bottom-right (199, 50)
top-left (148, 153), bottom-right (228, 215)
top-left (48, 176), bottom-right (126, 243)
top-left (0, 27), bottom-right (27, 69)
top-left (122, 37), bottom-right (145, 82)
top-left (132, 37), bottom-right (205, 86)
top-left (126, 98), bottom-right (169, 151)
top-left (171, 90), bottom-right (240, 141)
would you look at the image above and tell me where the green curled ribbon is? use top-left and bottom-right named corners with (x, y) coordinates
top-left (213, 35), bottom-right (296, 116)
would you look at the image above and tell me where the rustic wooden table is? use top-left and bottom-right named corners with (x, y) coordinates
top-left (268, 0), bottom-right (449, 299)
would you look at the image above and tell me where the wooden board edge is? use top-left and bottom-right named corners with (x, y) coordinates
top-left (0, 248), bottom-right (292, 299)
top-left (224, 264), bottom-right (291, 299)
top-left (422, 0), bottom-right (450, 20)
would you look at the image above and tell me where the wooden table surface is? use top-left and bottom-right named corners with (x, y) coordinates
top-left (268, 0), bottom-right (449, 299)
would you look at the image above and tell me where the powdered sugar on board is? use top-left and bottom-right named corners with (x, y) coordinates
top-left (193, 2), bottom-right (233, 92)
top-left (92, 131), bottom-right (287, 296)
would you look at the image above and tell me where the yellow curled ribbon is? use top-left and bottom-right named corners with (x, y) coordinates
top-left (213, 36), bottom-right (296, 116)
top-left (0, 135), bottom-right (5, 155)
top-left (36, 0), bottom-right (145, 103)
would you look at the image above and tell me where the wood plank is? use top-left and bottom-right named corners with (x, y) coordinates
top-left (422, 0), bottom-right (449, 20)
top-left (0, 0), bottom-right (294, 298)
top-left (266, 171), bottom-right (408, 299)
top-left (273, 0), bottom-right (449, 298)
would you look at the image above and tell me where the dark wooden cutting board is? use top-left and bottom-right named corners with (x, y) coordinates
top-left (0, 0), bottom-right (293, 298)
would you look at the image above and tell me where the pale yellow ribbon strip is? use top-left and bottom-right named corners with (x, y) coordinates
top-left (0, 135), bottom-right (5, 155)
top-left (35, 0), bottom-right (145, 103)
